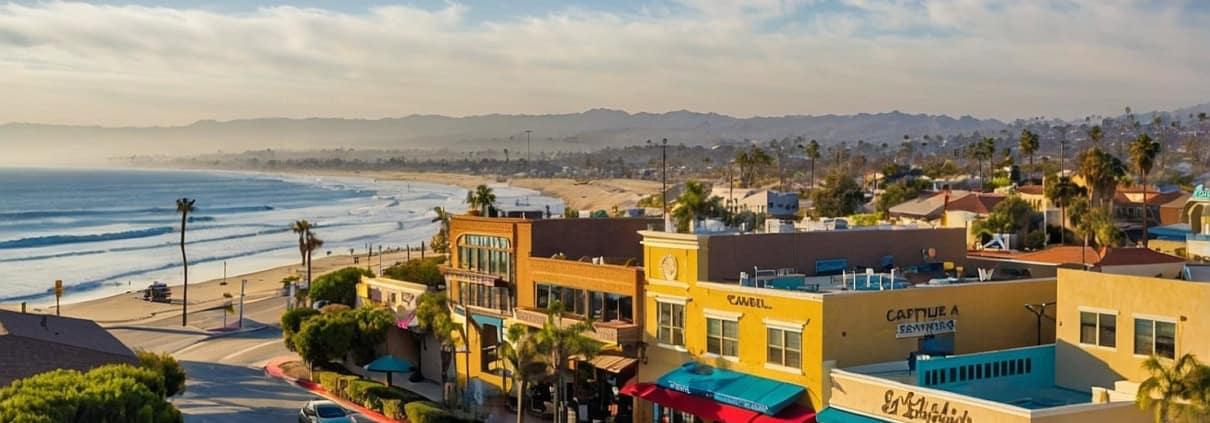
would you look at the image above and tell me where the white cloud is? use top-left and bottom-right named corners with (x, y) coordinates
top-left (0, 0), bottom-right (1207, 126)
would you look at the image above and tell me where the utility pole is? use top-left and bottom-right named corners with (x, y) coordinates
top-left (239, 279), bottom-right (246, 329)
top-left (525, 129), bottom-right (532, 175)
top-left (378, 245), bottom-right (383, 275)
top-left (54, 280), bottom-right (62, 316)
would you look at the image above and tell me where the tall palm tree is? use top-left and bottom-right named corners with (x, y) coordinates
top-left (1088, 125), bottom-right (1104, 147)
top-left (304, 231), bottom-right (323, 294)
top-left (534, 300), bottom-right (601, 423)
top-left (1019, 129), bottom-right (1040, 182)
top-left (430, 207), bottom-right (451, 253)
top-left (499, 323), bottom-right (550, 423)
top-left (1137, 354), bottom-right (1204, 423)
top-left (291, 220), bottom-right (313, 281)
top-left (415, 292), bottom-right (465, 407)
top-left (1044, 176), bottom-right (1086, 244)
top-left (176, 198), bottom-right (195, 327)
top-left (467, 184), bottom-right (497, 215)
top-left (1078, 147), bottom-right (1126, 210)
top-left (1131, 133), bottom-right (1161, 247)
top-left (801, 140), bottom-right (821, 188)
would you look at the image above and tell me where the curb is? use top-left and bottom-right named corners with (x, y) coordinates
top-left (264, 357), bottom-right (406, 423)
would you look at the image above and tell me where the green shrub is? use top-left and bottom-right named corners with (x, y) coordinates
top-left (310, 267), bottom-right (373, 306)
top-left (405, 401), bottom-right (453, 423)
top-left (382, 399), bottom-right (404, 420)
top-left (367, 385), bottom-right (425, 404)
top-left (345, 379), bottom-right (379, 401)
top-left (335, 375), bottom-right (359, 399)
top-left (281, 307), bottom-right (320, 346)
top-left (315, 371), bottom-right (341, 392)
top-left (0, 365), bottom-right (182, 423)
top-left (136, 350), bottom-right (187, 397)
top-left (382, 257), bottom-right (446, 286)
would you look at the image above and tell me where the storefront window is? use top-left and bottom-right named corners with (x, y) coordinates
top-left (588, 291), bottom-right (634, 323)
top-left (458, 282), bottom-right (511, 311)
top-left (1135, 318), bottom-right (1176, 358)
top-left (457, 235), bottom-right (512, 280)
top-left (706, 318), bottom-right (739, 358)
top-left (658, 302), bottom-right (685, 346)
top-left (767, 328), bottom-right (801, 368)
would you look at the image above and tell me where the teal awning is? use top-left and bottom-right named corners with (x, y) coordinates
top-left (815, 407), bottom-right (890, 422)
top-left (364, 355), bottom-right (415, 373)
top-left (657, 362), bottom-right (805, 415)
top-left (471, 313), bottom-right (504, 329)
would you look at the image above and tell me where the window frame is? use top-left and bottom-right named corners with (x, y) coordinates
top-left (765, 326), bottom-right (803, 373)
top-left (1133, 315), bottom-right (1177, 359)
top-left (1078, 308), bottom-right (1118, 350)
top-left (705, 316), bottom-right (740, 360)
top-left (655, 300), bottom-right (686, 350)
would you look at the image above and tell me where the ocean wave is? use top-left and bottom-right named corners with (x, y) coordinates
top-left (0, 226), bottom-right (176, 249)
top-left (0, 205), bottom-right (275, 221)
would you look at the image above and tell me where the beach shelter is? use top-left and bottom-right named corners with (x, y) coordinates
top-left (364, 354), bottom-right (415, 385)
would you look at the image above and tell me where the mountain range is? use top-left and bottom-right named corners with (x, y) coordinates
top-left (4, 104), bottom-right (1208, 165)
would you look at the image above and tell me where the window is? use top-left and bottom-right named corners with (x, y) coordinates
top-left (767, 327), bottom-right (801, 368)
top-left (1080, 311), bottom-right (1116, 348)
top-left (1135, 318), bottom-right (1176, 359)
top-left (657, 302), bottom-right (685, 346)
top-left (535, 283), bottom-right (586, 315)
top-left (458, 282), bottom-right (510, 311)
top-left (457, 235), bottom-right (512, 279)
top-left (589, 291), bottom-right (634, 323)
top-left (706, 318), bottom-right (739, 358)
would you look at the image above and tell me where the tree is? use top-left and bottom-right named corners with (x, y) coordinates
top-left (802, 140), bottom-right (821, 188)
top-left (414, 292), bottom-right (464, 407)
top-left (811, 170), bottom-right (865, 217)
top-left (281, 307), bottom-right (321, 350)
top-left (467, 184), bottom-right (497, 215)
top-left (430, 207), bottom-right (451, 253)
top-left (1131, 133), bottom-right (1161, 247)
top-left (499, 324), bottom-right (550, 423)
top-left (136, 350), bottom-right (187, 398)
top-left (875, 179), bottom-right (927, 215)
top-left (176, 197), bottom-right (196, 327)
top-left (1088, 125), bottom-right (1104, 146)
top-left (533, 300), bottom-right (601, 422)
top-left (973, 195), bottom-right (1037, 238)
top-left (1044, 176), bottom-right (1086, 244)
top-left (968, 138), bottom-right (996, 189)
top-left (291, 220), bottom-right (313, 284)
top-left (1069, 198), bottom-right (1122, 250)
top-left (1137, 354), bottom-right (1205, 423)
top-left (671, 180), bottom-right (725, 233)
top-left (292, 312), bottom-right (356, 369)
top-left (1078, 147), bottom-right (1127, 209)
top-left (383, 257), bottom-right (446, 287)
top-left (735, 145), bottom-right (772, 188)
top-left (304, 230), bottom-right (324, 304)
top-left (349, 305), bottom-right (396, 365)
top-left (309, 267), bottom-right (373, 306)
top-left (0, 365), bottom-right (183, 422)
top-left (1019, 129), bottom-right (1040, 182)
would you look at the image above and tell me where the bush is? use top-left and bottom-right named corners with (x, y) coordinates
top-left (0, 365), bottom-right (182, 422)
top-left (383, 257), bottom-right (446, 286)
top-left (136, 350), bottom-right (187, 397)
top-left (345, 379), bottom-right (378, 402)
top-left (309, 267), bottom-right (373, 306)
top-left (368, 385), bottom-right (426, 404)
top-left (292, 312), bottom-right (356, 367)
top-left (315, 370), bottom-right (341, 391)
top-left (281, 307), bottom-right (321, 343)
top-left (405, 401), bottom-right (453, 423)
top-left (382, 399), bottom-right (404, 420)
top-left (335, 375), bottom-right (359, 399)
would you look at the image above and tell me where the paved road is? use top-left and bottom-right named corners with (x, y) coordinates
top-left (110, 298), bottom-right (372, 422)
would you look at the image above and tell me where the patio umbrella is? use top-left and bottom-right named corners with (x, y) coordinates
top-left (364, 354), bottom-right (415, 385)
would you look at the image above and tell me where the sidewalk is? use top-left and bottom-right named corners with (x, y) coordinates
top-left (264, 356), bottom-right (404, 423)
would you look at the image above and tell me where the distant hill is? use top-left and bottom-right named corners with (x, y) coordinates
top-left (1, 109), bottom-right (1012, 165)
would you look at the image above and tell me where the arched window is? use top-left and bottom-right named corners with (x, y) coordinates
top-left (456, 234), bottom-right (513, 279)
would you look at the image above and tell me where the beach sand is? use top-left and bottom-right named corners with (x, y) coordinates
top-left (3, 249), bottom-right (431, 325)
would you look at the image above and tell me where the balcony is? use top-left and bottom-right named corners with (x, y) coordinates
top-left (440, 266), bottom-right (506, 285)
top-left (514, 307), bottom-right (641, 345)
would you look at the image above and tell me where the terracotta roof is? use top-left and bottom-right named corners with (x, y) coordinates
top-left (1114, 190), bottom-right (1187, 206)
top-left (1097, 247), bottom-right (1186, 266)
top-left (946, 193), bottom-right (1005, 214)
top-left (1017, 185), bottom-right (1045, 195)
top-left (1161, 193), bottom-right (1192, 208)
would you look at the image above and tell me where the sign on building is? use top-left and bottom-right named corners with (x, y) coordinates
top-left (896, 319), bottom-right (957, 338)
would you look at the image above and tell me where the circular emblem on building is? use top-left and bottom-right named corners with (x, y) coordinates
top-left (660, 254), bottom-right (678, 280)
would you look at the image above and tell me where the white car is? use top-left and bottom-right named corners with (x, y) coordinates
top-left (298, 399), bottom-right (354, 423)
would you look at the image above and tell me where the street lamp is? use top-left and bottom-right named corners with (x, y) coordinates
top-left (525, 129), bottom-right (532, 175)
top-left (1024, 302), bottom-right (1056, 345)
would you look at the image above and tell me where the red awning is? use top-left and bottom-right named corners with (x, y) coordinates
top-left (621, 382), bottom-right (816, 423)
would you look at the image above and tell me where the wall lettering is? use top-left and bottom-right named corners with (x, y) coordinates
top-left (896, 319), bottom-right (957, 339)
top-left (881, 390), bottom-right (973, 423)
top-left (886, 305), bottom-right (960, 322)
top-left (726, 295), bottom-right (773, 309)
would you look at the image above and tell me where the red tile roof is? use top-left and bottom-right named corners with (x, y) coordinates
top-left (1097, 247), bottom-right (1186, 266)
top-left (946, 193), bottom-right (1006, 214)
top-left (1113, 190), bottom-right (1186, 206)
top-left (1017, 185), bottom-right (1045, 195)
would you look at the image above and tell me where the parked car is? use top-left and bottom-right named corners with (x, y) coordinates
top-left (298, 400), bottom-right (354, 423)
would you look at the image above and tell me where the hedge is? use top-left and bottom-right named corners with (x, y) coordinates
top-left (404, 401), bottom-right (453, 423)
top-left (311, 369), bottom-right (428, 418)
top-left (382, 399), bottom-right (404, 420)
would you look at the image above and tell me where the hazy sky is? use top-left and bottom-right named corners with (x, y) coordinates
top-left (2, 0), bottom-right (1209, 126)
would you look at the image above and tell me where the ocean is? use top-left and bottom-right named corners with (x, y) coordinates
top-left (0, 168), bottom-right (561, 304)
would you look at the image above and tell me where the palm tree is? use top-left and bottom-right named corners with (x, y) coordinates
top-left (291, 220), bottom-right (313, 282)
top-left (1044, 176), bottom-right (1086, 244)
top-left (415, 292), bottom-right (465, 408)
top-left (1138, 354), bottom-right (1204, 423)
top-left (1088, 125), bottom-right (1105, 147)
top-left (1131, 133), bottom-right (1161, 248)
top-left (176, 197), bottom-right (195, 327)
top-left (499, 323), bottom-right (550, 423)
top-left (304, 231), bottom-right (323, 296)
top-left (430, 207), bottom-right (451, 253)
top-left (467, 184), bottom-right (497, 216)
top-left (533, 300), bottom-right (601, 423)
top-left (1078, 147), bottom-right (1126, 210)
top-left (1019, 129), bottom-right (1040, 182)
top-left (802, 140), bottom-right (821, 188)
top-left (672, 180), bottom-right (725, 232)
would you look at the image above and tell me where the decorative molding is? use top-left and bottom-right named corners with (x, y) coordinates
top-left (763, 317), bottom-right (807, 331)
top-left (703, 308), bottom-right (743, 321)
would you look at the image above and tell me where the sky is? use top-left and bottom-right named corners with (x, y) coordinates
top-left (1, 0), bottom-right (1209, 126)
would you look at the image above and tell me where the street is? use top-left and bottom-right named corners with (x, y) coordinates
top-left (109, 296), bottom-right (373, 422)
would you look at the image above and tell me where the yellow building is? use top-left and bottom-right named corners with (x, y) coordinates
top-left (631, 228), bottom-right (1059, 423)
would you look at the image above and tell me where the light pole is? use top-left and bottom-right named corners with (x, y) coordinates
top-left (239, 279), bottom-right (246, 328)
top-left (525, 129), bottom-right (532, 175)
top-left (647, 138), bottom-right (669, 220)
top-left (1024, 302), bottom-right (1055, 345)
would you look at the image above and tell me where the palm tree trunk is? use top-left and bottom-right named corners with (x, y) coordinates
top-left (516, 380), bottom-right (527, 423)
top-left (810, 160), bottom-right (816, 188)
top-left (1141, 174), bottom-right (1149, 248)
top-left (1060, 205), bottom-right (1067, 244)
top-left (180, 212), bottom-right (188, 327)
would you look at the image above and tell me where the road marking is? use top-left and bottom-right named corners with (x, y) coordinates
top-left (173, 338), bottom-right (212, 356)
top-left (220, 339), bottom-right (283, 362)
